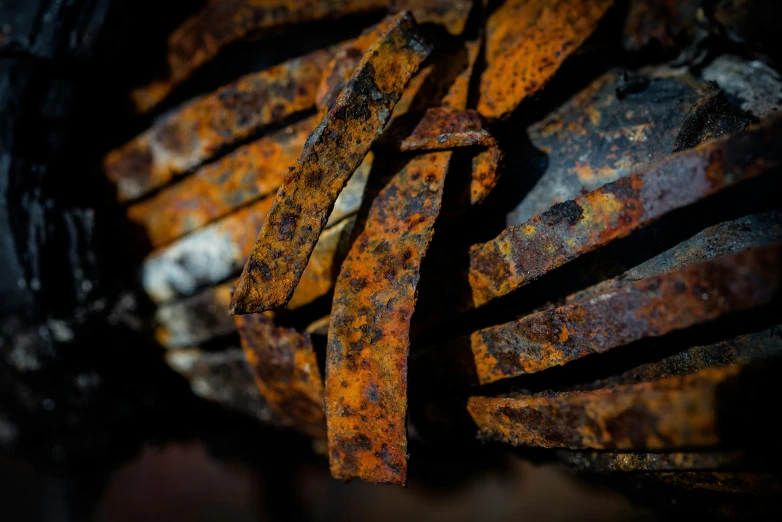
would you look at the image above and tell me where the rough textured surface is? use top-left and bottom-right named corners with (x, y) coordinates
top-left (235, 313), bottom-right (326, 439)
top-left (230, 12), bottom-right (430, 314)
top-left (128, 116), bottom-right (318, 248)
top-left (130, 0), bottom-right (386, 112)
top-left (106, 50), bottom-right (331, 202)
top-left (507, 70), bottom-right (708, 225)
top-left (469, 116), bottom-right (782, 307)
top-left (468, 365), bottom-right (740, 450)
top-left (478, 0), bottom-right (614, 120)
top-left (700, 54), bottom-right (782, 119)
top-left (558, 451), bottom-right (745, 473)
top-left (389, 0), bottom-right (473, 36)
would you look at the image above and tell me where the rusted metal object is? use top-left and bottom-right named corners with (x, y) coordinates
top-left (106, 50), bottom-right (331, 202)
top-left (507, 70), bottom-right (710, 225)
top-left (389, 0), bottom-right (473, 36)
top-left (130, 0), bottom-right (386, 113)
top-left (154, 216), bottom-right (356, 348)
top-left (469, 117), bottom-right (782, 307)
top-left (558, 451), bottom-right (746, 473)
top-left (326, 151), bottom-right (450, 485)
top-left (478, 0), bottom-right (614, 120)
top-left (127, 116), bottom-right (318, 248)
top-left (672, 89), bottom-right (754, 152)
top-left (468, 365), bottom-right (740, 450)
top-left (400, 107), bottom-right (502, 205)
top-left (235, 313), bottom-right (326, 438)
top-left (470, 245), bottom-right (781, 384)
top-left (230, 12), bottom-right (430, 314)
top-left (622, 0), bottom-right (701, 56)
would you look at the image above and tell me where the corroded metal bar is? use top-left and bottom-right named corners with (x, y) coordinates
top-left (127, 116), bottom-right (318, 248)
top-left (469, 117), bottom-right (782, 307)
top-left (470, 245), bottom-right (781, 385)
top-left (235, 313), bottom-right (326, 438)
top-left (130, 0), bottom-right (386, 113)
top-left (154, 216), bottom-right (356, 348)
top-left (326, 151), bottom-right (451, 485)
top-left (106, 50), bottom-right (332, 202)
top-left (468, 365), bottom-right (740, 450)
top-left (557, 451), bottom-right (746, 473)
top-left (478, 0), bottom-right (614, 119)
top-left (230, 12), bottom-right (431, 314)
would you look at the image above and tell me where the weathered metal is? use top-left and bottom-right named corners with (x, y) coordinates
top-left (622, 0), bottom-right (701, 56)
top-left (470, 245), bottom-right (781, 385)
top-left (235, 313), bottom-right (326, 438)
top-left (557, 451), bottom-right (746, 473)
top-left (106, 50), bottom-right (331, 202)
top-left (130, 0), bottom-right (386, 113)
top-left (153, 216), bottom-right (356, 348)
top-left (127, 116), bottom-right (318, 248)
top-left (389, 0), bottom-right (473, 36)
top-left (468, 365), bottom-right (740, 450)
top-left (469, 116), bottom-right (782, 308)
top-left (478, 0), bottom-right (615, 120)
top-left (230, 12), bottom-right (430, 314)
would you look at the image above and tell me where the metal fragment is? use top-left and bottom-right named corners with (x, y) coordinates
top-left (154, 216), bottom-right (356, 348)
top-left (701, 54), bottom-right (782, 119)
top-left (478, 0), bottom-right (614, 119)
top-left (558, 451), bottom-right (746, 473)
top-left (469, 117), bottom-right (782, 307)
top-left (326, 151), bottom-right (451, 485)
top-left (468, 365), bottom-right (740, 450)
top-left (400, 107), bottom-right (502, 205)
top-left (672, 89), bottom-right (754, 152)
top-left (470, 245), bottom-right (781, 384)
top-left (230, 12), bottom-right (431, 314)
top-left (106, 50), bottom-right (331, 202)
top-left (128, 116), bottom-right (318, 248)
top-left (235, 313), bottom-right (326, 438)
top-left (389, 0), bottom-right (473, 36)
top-left (130, 0), bottom-right (385, 112)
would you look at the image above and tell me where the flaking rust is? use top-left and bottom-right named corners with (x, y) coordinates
top-left (478, 0), bottom-right (614, 120)
top-left (106, 50), bottom-right (331, 202)
top-left (128, 116), bottom-right (318, 248)
top-left (230, 12), bottom-right (431, 314)
top-left (324, 30), bottom-right (488, 484)
top-left (469, 116), bottom-right (782, 307)
top-left (235, 313), bottom-right (326, 439)
top-left (468, 365), bottom-right (741, 450)
top-left (470, 244), bottom-right (781, 385)
top-left (130, 0), bottom-right (386, 113)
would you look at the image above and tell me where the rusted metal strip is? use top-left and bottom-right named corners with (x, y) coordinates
top-left (106, 49), bottom-right (332, 203)
top-left (469, 116), bottom-right (782, 307)
top-left (468, 365), bottom-right (740, 450)
top-left (326, 151), bottom-right (452, 485)
top-left (470, 245), bottom-right (781, 385)
top-left (130, 0), bottom-right (386, 113)
top-left (165, 348), bottom-right (276, 424)
top-left (127, 116), bottom-right (318, 248)
top-left (230, 12), bottom-right (431, 314)
top-left (557, 451), bottom-right (746, 473)
top-left (389, 0), bottom-right (473, 36)
top-left (154, 216), bottom-right (356, 348)
top-left (478, 0), bottom-right (614, 120)
top-left (235, 313), bottom-right (326, 438)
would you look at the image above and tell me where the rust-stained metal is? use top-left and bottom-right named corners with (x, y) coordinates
top-left (230, 12), bottom-right (431, 315)
top-left (128, 116), bottom-right (318, 248)
top-left (130, 0), bottom-right (386, 113)
top-left (558, 451), bottom-right (746, 473)
top-left (469, 117), bottom-right (782, 307)
top-left (389, 0), bottom-right (473, 36)
top-left (478, 0), bottom-right (614, 120)
top-left (507, 70), bottom-right (710, 225)
top-left (469, 245), bottom-right (781, 385)
top-left (400, 107), bottom-right (502, 205)
top-left (468, 365), bottom-right (740, 450)
top-left (154, 216), bottom-right (356, 348)
top-left (622, 0), bottom-right (701, 56)
top-left (672, 88), bottom-right (754, 152)
top-left (326, 151), bottom-right (450, 485)
top-left (106, 50), bottom-right (332, 202)
top-left (235, 313), bottom-right (326, 438)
